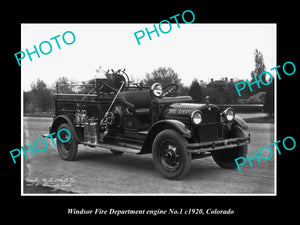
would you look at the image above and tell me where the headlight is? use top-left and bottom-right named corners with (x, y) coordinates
top-left (150, 83), bottom-right (163, 98)
top-left (191, 110), bottom-right (202, 125)
top-left (223, 108), bottom-right (235, 122)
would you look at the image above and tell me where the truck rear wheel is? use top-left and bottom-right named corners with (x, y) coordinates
top-left (56, 123), bottom-right (78, 161)
top-left (152, 129), bottom-right (192, 180)
top-left (211, 126), bottom-right (247, 169)
top-left (110, 149), bottom-right (124, 155)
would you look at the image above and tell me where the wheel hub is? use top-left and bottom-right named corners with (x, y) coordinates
top-left (160, 143), bottom-right (180, 172)
top-left (164, 145), bottom-right (177, 160)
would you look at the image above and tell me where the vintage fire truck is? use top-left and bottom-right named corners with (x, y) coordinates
top-left (46, 69), bottom-right (250, 180)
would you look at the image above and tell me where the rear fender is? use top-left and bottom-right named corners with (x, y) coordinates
top-left (50, 114), bottom-right (79, 142)
top-left (139, 119), bottom-right (191, 154)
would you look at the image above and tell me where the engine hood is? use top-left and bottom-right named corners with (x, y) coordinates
top-left (164, 103), bottom-right (220, 117)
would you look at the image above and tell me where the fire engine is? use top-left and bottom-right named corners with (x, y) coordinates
top-left (45, 69), bottom-right (250, 180)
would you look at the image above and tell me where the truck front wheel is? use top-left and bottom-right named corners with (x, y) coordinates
top-left (152, 129), bottom-right (192, 180)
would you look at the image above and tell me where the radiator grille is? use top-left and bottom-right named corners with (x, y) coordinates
top-left (201, 107), bottom-right (220, 123)
top-left (198, 107), bottom-right (221, 142)
top-left (164, 107), bottom-right (222, 142)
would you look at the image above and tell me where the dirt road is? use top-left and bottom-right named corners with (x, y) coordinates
top-left (22, 116), bottom-right (275, 194)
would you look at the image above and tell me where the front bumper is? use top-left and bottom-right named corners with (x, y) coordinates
top-left (187, 134), bottom-right (250, 153)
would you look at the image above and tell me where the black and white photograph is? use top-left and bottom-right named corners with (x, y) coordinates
top-left (3, 3), bottom-right (299, 220)
top-left (21, 23), bottom-right (276, 195)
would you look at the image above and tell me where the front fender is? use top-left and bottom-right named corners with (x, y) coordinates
top-left (150, 119), bottom-right (191, 138)
top-left (233, 115), bottom-right (248, 130)
top-left (139, 119), bottom-right (191, 154)
top-left (50, 114), bottom-right (79, 142)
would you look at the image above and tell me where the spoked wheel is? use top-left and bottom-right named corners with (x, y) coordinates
top-left (56, 123), bottom-right (78, 161)
top-left (159, 141), bottom-right (181, 172)
top-left (152, 129), bottom-right (191, 180)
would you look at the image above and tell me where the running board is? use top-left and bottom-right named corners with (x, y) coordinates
top-left (42, 133), bottom-right (142, 154)
top-left (80, 142), bottom-right (141, 154)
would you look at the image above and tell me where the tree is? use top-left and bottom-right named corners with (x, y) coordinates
top-left (225, 81), bottom-right (239, 103)
top-left (250, 49), bottom-right (266, 94)
top-left (55, 76), bottom-right (74, 93)
top-left (30, 79), bottom-right (52, 112)
top-left (263, 76), bottom-right (274, 117)
top-left (24, 91), bottom-right (35, 113)
top-left (143, 67), bottom-right (183, 90)
top-left (180, 86), bottom-right (190, 96)
top-left (188, 79), bottom-right (203, 102)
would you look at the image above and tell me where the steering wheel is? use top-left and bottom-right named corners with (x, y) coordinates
top-left (162, 83), bottom-right (178, 97)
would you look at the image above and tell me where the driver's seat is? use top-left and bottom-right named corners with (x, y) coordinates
top-left (118, 90), bottom-right (151, 116)
top-left (118, 90), bottom-right (152, 131)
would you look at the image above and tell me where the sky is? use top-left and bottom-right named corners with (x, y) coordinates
top-left (21, 23), bottom-right (276, 91)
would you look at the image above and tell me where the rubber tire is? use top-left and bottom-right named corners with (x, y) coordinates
top-left (110, 149), bottom-right (124, 155)
top-left (56, 123), bottom-right (78, 161)
top-left (152, 129), bottom-right (192, 180)
top-left (211, 126), bottom-right (248, 169)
